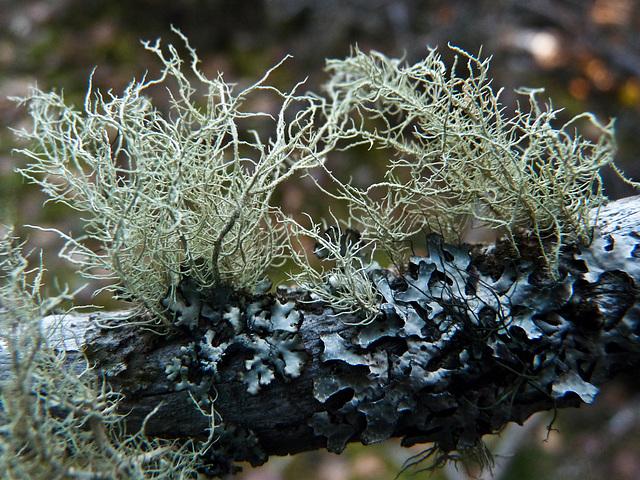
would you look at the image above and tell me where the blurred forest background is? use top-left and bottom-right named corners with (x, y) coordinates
top-left (1, 1), bottom-right (640, 479)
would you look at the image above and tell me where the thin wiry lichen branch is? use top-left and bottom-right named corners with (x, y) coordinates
top-left (283, 214), bottom-right (381, 324)
top-left (13, 28), bottom-right (344, 321)
top-left (319, 46), bottom-right (626, 273)
top-left (0, 228), bottom-right (214, 479)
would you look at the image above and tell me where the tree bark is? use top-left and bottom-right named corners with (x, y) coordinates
top-left (2, 196), bottom-right (640, 474)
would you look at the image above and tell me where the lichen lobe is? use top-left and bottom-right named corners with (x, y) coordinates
top-left (307, 234), bottom-right (640, 455)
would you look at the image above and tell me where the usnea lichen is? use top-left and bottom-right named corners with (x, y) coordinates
top-left (318, 47), bottom-right (628, 272)
top-left (285, 215), bottom-right (382, 324)
top-left (13, 36), bottom-right (628, 323)
top-left (13, 28), bottom-right (344, 322)
top-left (0, 228), bottom-right (212, 479)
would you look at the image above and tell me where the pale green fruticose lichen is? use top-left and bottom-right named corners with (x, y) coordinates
top-left (280, 46), bottom-right (633, 323)
top-left (13, 28), bottom-right (343, 324)
top-left (314, 46), bottom-right (633, 274)
top-left (0, 228), bottom-right (212, 479)
top-left (14, 37), bottom-right (630, 324)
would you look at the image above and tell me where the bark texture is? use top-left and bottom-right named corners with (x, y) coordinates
top-left (3, 196), bottom-right (640, 474)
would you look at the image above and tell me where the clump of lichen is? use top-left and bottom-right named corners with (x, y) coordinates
top-left (13, 28), bottom-right (341, 322)
top-left (5, 31), bottom-right (639, 479)
top-left (14, 36), bottom-right (629, 322)
top-left (315, 46), bottom-right (626, 273)
top-left (0, 228), bottom-right (210, 479)
top-left (282, 47), bottom-right (631, 322)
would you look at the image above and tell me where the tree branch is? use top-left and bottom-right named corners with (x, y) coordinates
top-left (3, 195), bottom-right (640, 474)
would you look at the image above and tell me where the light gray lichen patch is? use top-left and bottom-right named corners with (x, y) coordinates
top-left (577, 231), bottom-right (640, 283)
top-left (552, 371), bottom-right (599, 404)
top-left (240, 333), bottom-right (306, 394)
top-left (321, 332), bottom-right (367, 365)
top-left (161, 277), bottom-right (202, 330)
top-left (269, 300), bottom-right (301, 332)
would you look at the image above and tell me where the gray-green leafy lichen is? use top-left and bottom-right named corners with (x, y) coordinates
top-left (306, 233), bottom-right (640, 456)
top-left (162, 279), bottom-right (307, 400)
top-left (161, 280), bottom-right (310, 473)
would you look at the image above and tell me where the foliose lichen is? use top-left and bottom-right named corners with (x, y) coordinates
top-left (196, 423), bottom-right (267, 476)
top-left (159, 278), bottom-right (311, 473)
top-left (162, 278), bottom-right (307, 402)
top-left (306, 233), bottom-right (640, 457)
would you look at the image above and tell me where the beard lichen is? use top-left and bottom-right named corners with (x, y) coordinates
top-left (13, 28), bottom-right (344, 324)
top-left (0, 228), bottom-right (213, 479)
top-left (318, 46), bottom-right (630, 275)
top-left (13, 36), bottom-right (630, 325)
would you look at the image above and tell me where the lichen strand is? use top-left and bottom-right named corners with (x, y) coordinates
top-left (306, 234), bottom-right (640, 457)
top-left (15, 30), bottom-right (342, 320)
top-left (196, 423), bottom-right (267, 477)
